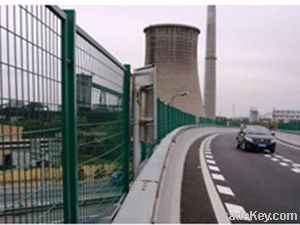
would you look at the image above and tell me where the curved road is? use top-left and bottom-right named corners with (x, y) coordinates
top-left (209, 132), bottom-right (300, 223)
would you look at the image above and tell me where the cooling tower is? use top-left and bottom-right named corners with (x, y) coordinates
top-left (144, 24), bottom-right (205, 116)
top-left (204, 5), bottom-right (217, 118)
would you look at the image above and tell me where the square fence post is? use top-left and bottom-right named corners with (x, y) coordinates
top-left (62, 10), bottom-right (78, 223)
top-left (123, 64), bottom-right (131, 193)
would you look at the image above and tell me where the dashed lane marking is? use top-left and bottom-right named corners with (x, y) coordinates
top-left (205, 155), bottom-right (214, 159)
top-left (211, 173), bottom-right (225, 181)
top-left (199, 135), bottom-right (230, 223)
top-left (271, 158), bottom-right (279, 162)
top-left (225, 203), bottom-right (251, 221)
top-left (216, 185), bottom-right (235, 196)
top-left (208, 165), bottom-right (220, 172)
top-left (206, 159), bottom-right (216, 165)
top-left (279, 162), bottom-right (289, 167)
top-left (281, 158), bottom-right (292, 163)
top-left (291, 168), bottom-right (300, 173)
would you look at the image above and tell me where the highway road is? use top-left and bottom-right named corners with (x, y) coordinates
top-left (181, 131), bottom-right (300, 223)
top-left (0, 178), bottom-right (123, 223)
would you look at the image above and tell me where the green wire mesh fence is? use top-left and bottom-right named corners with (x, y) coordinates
top-left (0, 5), bottom-right (131, 223)
top-left (156, 98), bottom-right (196, 144)
top-left (75, 27), bottom-right (128, 223)
top-left (0, 6), bottom-right (64, 223)
top-left (277, 122), bottom-right (300, 132)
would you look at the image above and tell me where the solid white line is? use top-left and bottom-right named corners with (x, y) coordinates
top-left (207, 159), bottom-right (216, 165)
top-left (277, 140), bottom-right (300, 151)
top-left (199, 135), bottom-right (231, 224)
top-left (216, 185), bottom-right (234, 196)
top-left (225, 203), bottom-right (251, 221)
top-left (279, 162), bottom-right (288, 167)
top-left (291, 168), bottom-right (300, 173)
top-left (211, 173), bottom-right (225, 181)
top-left (208, 165), bottom-right (220, 172)
top-left (205, 155), bottom-right (214, 159)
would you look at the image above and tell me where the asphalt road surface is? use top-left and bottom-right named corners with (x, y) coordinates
top-left (182, 131), bottom-right (300, 223)
top-left (209, 132), bottom-right (300, 223)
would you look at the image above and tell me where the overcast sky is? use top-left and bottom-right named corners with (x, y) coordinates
top-left (64, 5), bottom-right (300, 118)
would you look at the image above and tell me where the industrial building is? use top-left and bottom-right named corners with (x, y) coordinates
top-left (144, 24), bottom-right (205, 116)
top-left (272, 110), bottom-right (300, 123)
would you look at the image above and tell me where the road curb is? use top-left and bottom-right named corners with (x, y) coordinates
top-left (275, 136), bottom-right (300, 149)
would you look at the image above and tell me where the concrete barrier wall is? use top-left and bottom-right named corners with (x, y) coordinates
top-left (113, 126), bottom-right (235, 223)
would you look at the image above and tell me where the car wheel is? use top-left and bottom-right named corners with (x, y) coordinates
top-left (241, 142), bottom-right (247, 151)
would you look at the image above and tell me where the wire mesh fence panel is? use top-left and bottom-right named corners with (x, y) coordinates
top-left (75, 28), bottom-right (127, 223)
top-left (155, 98), bottom-right (197, 148)
top-left (0, 5), bottom-right (64, 223)
top-left (278, 122), bottom-right (300, 132)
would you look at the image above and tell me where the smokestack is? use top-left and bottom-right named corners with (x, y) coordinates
top-left (144, 24), bottom-right (205, 116)
top-left (204, 5), bottom-right (217, 118)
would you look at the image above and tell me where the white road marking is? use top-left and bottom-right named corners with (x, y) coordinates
top-left (291, 168), bottom-right (300, 173)
top-left (206, 159), bottom-right (216, 164)
top-left (199, 135), bottom-right (230, 223)
top-left (216, 185), bottom-right (235, 196)
top-left (292, 163), bottom-right (300, 167)
top-left (281, 158), bottom-right (292, 163)
top-left (277, 140), bottom-right (300, 151)
top-left (207, 159), bottom-right (216, 165)
top-left (279, 162), bottom-right (289, 167)
top-left (274, 154), bottom-right (282, 158)
top-left (205, 155), bottom-right (214, 159)
top-left (264, 154), bottom-right (271, 158)
top-left (225, 203), bottom-right (251, 221)
top-left (208, 165), bottom-right (220, 172)
top-left (211, 173), bottom-right (225, 181)
top-left (271, 158), bottom-right (279, 162)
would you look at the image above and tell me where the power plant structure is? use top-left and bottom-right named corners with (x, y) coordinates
top-left (144, 24), bottom-right (205, 116)
top-left (204, 5), bottom-right (217, 119)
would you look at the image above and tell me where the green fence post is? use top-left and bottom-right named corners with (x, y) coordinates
top-left (62, 10), bottom-right (78, 223)
top-left (123, 64), bottom-right (131, 193)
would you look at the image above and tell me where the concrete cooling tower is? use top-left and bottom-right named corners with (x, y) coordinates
top-left (144, 24), bottom-right (205, 116)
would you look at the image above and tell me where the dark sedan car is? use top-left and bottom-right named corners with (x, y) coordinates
top-left (236, 125), bottom-right (276, 153)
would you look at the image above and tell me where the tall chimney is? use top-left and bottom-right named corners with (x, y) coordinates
top-left (204, 5), bottom-right (217, 118)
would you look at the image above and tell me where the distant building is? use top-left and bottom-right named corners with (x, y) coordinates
top-left (272, 110), bottom-right (300, 123)
top-left (249, 108), bottom-right (259, 123)
top-left (77, 74), bottom-right (93, 111)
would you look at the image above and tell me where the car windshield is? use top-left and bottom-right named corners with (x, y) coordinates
top-left (246, 126), bottom-right (270, 135)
